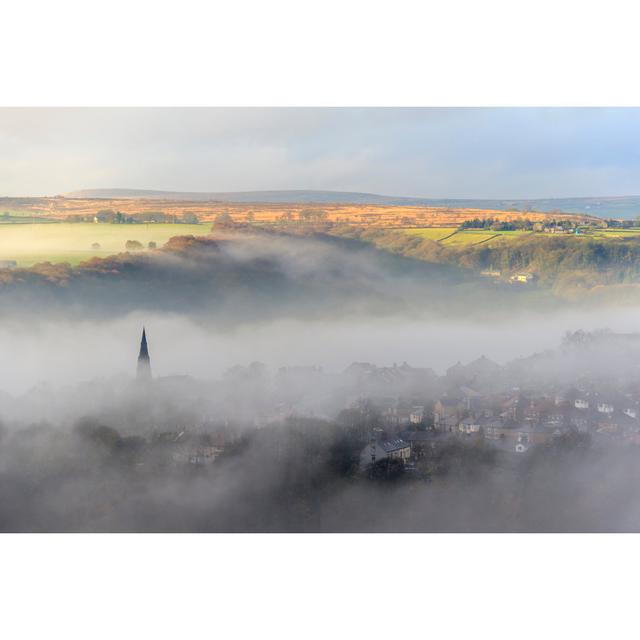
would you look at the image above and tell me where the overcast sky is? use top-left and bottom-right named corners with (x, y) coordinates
top-left (1, 107), bottom-right (639, 199)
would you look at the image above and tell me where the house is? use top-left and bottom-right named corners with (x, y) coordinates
top-left (375, 396), bottom-right (403, 427)
top-left (541, 410), bottom-right (565, 429)
top-left (359, 438), bottom-right (411, 469)
top-left (596, 411), bottom-right (639, 438)
top-left (499, 394), bottom-right (521, 421)
top-left (409, 406), bottom-right (425, 425)
top-left (458, 416), bottom-right (482, 435)
top-left (480, 417), bottom-right (508, 440)
top-left (509, 272), bottom-right (535, 284)
top-left (399, 431), bottom-right (439, 458)
top-left (575, 398), bottom-right (589, 410)
top-left (434, 397), bottom-right (464, 431)
top-left (597, 402), bottom-right (614, 414)
top-left (514, 424), bottom-right (552, 447)
top-left (460, 386), bottom-right (483, 411)
top-left (485, 423), bottom-right (552, 452)
top-left (0, 260), bottom-right (17, 269)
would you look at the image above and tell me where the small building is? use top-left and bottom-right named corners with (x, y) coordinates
top-left (597, 402), bottom-right (614, 414)
top-left (398, 431), bottom-right (439, 458)
top-left (434, 397), bottom-right (464, 431)
top-left (0, 260), bottom-right (17, 269)
top-left (509, 272), bottom-right (535, 284)
top-left (359, 438), bottom-right (411, 469)
top-left (458, 416), bottom-right (482, 435)
top-left (541, 411), bottom-right (565, 428)
top-left (409, 406), bottom-right (425, 425)
top-left (480, 417), bottom-right (508, 440)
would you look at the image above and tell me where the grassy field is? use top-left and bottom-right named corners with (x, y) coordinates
top-left (0, 222), bottom-right (211, 267)
top-left (404, 227), bottom-right (533, 246)
top-left (402, 227), bottom-right (457, 241)
top-left (587, 228), bottom-right (640, 238)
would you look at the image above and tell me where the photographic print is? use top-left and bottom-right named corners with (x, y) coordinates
top-left (2, 107), bottom-right (640, 533)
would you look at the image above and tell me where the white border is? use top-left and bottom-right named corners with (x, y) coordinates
top-left (1, 534), bottom-right (636, 640)
top-left (2, 0), bottom-right (640, 106)
top-left (2, 2), bottom-right (639, 639)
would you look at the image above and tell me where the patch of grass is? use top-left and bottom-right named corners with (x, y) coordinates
top-left (589, 228), bottom-right (640, 239)
top-left (0, 222), bottom-right (211, 267)
top-left (442, 231), bottom-right (499, 246)
top-left (402, 227), bottom-right (457, 241)
top-left (405, 227), bottom-right (534, 246)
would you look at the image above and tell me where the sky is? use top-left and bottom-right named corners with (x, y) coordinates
top-left (1, 107), bottom-right (640, 199)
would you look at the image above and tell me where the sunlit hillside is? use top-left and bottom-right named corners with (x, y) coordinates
top-left (0, 196), bottom-right (595, 228)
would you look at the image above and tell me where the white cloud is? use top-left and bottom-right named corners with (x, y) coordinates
top-left (0, 108), bottom-right (639, 197)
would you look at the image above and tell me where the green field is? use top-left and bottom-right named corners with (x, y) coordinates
top-left (404, 227), bottom-right (532, 246)
top-left (402, 227), bottom-right (458, 241)
top-left (0, 222), bottom-right (211, 267)
top-left (587, 228), bottom-right (640, 239)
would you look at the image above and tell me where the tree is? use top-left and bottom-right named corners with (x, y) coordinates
top-left (212, 211), bottom-right (234, 228)
top-left (182, 212), bottom-right (199, 224)
top-left (148, 241), bottom-right (157, 249)
top-left (91, 242), bottom-right (101, 250)
top-left (125, 239), bottom-right (143, 251)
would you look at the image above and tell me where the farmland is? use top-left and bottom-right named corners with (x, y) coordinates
top-left (0, 222), bottom-right (210, 267)
top-left (404, 227), bottom-right (534, 246)
top-left (586, 228), bottom-right (640, 239)
top-left (0, 196), bottom-right (616, 269)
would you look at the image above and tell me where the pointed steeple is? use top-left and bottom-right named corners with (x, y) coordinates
top-left (136, 327), bottom-right (152, 380)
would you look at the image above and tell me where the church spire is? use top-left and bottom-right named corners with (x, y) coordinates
top-left (137, 327), bottom-right (152, 380)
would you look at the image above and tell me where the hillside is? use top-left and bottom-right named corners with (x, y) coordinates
top-left (0, 196), bottom-right (596, 228)
top-left (62, 188), bottom-right (640, 218)
top-left (0, 231), bottom-right (543, 321)
top-left (326, 225), bottom-right (640, 302)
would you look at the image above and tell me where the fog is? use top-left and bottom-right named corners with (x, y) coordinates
top-left (3, 306), bottom-right (640, 395)
top-left (2, 228), bottom-right (640, 531)
top-left (2, 226), bottom-right (639, 394)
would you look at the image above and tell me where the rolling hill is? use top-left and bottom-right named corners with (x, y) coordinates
top-left (62, 188), bottom-right (640, 218)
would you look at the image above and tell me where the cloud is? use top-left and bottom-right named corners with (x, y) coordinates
top-left (1, 108), bottom-right (640, 197)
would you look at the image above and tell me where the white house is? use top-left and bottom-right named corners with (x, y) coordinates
top-left (509, 272), bottom-right (535, 284)
top-left (597, 402), bottom-right (614, 414)
top-left (458, 416), bottom-right (481, 435)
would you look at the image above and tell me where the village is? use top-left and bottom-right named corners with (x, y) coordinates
top-left (70, 328), bottom-right (640, 479)
top-left (4, 328), bottom-right (637, 483)
top-left (346, 334), bottom-right (640, 471)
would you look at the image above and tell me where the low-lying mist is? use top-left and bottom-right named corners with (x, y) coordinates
top-left (2, 228), bottom-right (640, 531)
top-left (1, 227), bottom-right (639, 394)
top-left (3, 305), bottom-right (640, 395)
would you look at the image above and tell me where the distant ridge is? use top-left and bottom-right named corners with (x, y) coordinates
top-left (62, 188), bottom-right (640, 218)
top-left (64, 188), bottom-right (425, 205)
